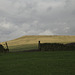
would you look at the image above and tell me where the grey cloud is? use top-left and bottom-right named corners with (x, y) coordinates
top-left (0, 0), bottom-right (75, 42)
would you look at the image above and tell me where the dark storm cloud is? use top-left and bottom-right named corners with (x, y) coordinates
top-left (0, 0), bottom-right (75, 42)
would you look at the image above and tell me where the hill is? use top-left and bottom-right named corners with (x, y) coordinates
top-left (1, 35), bottom-right (75, 52)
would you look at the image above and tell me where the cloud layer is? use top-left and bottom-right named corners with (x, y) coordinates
top-left (0, 0), bottom-right (75, 42)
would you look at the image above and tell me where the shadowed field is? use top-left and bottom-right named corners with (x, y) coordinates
top-left (0, 51), bottom-right (75, 75)
top-left (1, 35), bottom-right (75, 52)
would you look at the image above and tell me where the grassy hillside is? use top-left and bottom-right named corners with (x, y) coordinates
top-left (1, 35), bottom-right (75, 52)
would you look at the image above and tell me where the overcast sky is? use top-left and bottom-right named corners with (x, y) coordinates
top-left (0, 0), bottom-right (75, 42)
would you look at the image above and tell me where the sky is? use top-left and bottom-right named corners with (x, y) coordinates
top-left (0, 0), bottom-right (75, 42)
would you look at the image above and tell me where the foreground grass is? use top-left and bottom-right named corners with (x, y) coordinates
top-left (0, 51), bottom-right (75, 75)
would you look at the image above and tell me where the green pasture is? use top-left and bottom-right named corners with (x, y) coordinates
top-left (0, 51), bottom-right (75, 75)
top-left (9, 44), bottom-right (38, 52)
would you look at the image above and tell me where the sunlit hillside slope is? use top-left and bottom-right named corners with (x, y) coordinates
top-left (1, 35), bottom-right (75, 52)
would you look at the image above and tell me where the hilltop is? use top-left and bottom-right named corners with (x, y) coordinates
top-left (2, 35), bottom-right (75, 52)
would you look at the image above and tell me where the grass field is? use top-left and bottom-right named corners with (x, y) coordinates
top-left (0, 51), bottom-right (75, 75)
top-left (1, 35), bottom-right (75, 52)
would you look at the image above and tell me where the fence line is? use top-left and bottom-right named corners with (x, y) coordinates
top-left (38, 41), bottom-right (75, 51)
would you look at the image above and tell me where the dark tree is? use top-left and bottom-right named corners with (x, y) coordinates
top-left (0, 44), bottom-right (4, 52)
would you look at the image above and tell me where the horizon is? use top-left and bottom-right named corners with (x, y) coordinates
top-left (1, 35), bottom-right (75, 42)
